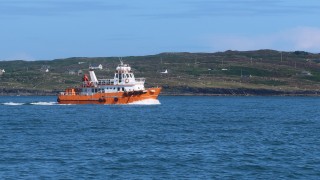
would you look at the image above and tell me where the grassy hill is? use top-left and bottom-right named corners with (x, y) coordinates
top-left (1, 49), bottom-right (320, 95)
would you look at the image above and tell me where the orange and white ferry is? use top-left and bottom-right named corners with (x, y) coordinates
top-left (57, 61), bottom-right (161, 104)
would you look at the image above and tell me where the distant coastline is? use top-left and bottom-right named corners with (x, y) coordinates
top-left (2, 50), bottom-right (320, 96)
top-left (1, 87), bottom-right (320, 96)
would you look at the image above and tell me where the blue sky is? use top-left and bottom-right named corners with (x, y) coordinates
top-left (1, 0), bottom-right (320, 60)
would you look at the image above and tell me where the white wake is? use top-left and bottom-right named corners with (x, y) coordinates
top-left (30, 102), bottom-right (58, 105)
top-left (128, 99), bottom-right (161, 105)
top-left (2, 101), bottom-right (59, 106)
top-left (2, 102), bottom-right (25, 106)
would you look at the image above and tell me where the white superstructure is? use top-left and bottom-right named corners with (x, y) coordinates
top-left (80, 62), bottom-right (146, 95)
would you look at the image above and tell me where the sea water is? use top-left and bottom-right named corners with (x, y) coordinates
top-left (0, 96), bottom-right (320, 179)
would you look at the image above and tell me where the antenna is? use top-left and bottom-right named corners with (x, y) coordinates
top-left (119, 57), bottom-right (123, 65)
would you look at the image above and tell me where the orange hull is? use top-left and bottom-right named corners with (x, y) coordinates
top-left (57, 87), bottom-right (161, 104)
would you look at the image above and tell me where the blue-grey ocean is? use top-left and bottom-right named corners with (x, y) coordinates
top-left (0, 96), bottom-right (320, 179)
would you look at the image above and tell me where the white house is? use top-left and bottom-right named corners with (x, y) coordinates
top-left (89, 64), bottom-right (103, 70)
top-left (0, 69), bottom-right (4, 75)
top-left (41, 65), bottom-right (50, 72)
top-left (160, 69), bottom-right (168, 74)
top-left (78, 70), bottom-right (83, 75)
top-left (67, 70), bottom-right (76, 75)
top-left (301, 70), bottom-right (312, 76)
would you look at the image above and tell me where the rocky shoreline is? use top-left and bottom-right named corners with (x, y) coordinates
top-left (162, 86), bottom-right (320, 96)
top-left (1, 87), bottom-right (320, 96)
top-left (0, 88), bottom-right (60, 96)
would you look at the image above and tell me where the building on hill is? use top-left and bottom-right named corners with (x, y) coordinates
top-left (66, 69), bottom-right (83, 75)
top-left (89, 64), bottom-right (103, 70)
top-left (67, 70), bottom-right (76, 75)
top-left (40, 65), bottom-right (50, 73)
top-left (301, 70), bottom-right (312, 76)
top-left (78, 70), bottom-right (83, 76)
top-left (0, 69), bottom-right (5, 75)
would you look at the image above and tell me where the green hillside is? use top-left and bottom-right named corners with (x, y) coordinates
top-left (1, 50), bottom-right (320, 95)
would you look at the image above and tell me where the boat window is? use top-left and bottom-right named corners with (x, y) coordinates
top-left (92, 89), bottom-right (94, 93)
top-left (117, 87), bottom-right (120, 91)
top-left (122, 87), bottom-right (125, 91)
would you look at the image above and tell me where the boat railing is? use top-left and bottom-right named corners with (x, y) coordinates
top-left (135, 78), bottom-right (145, 83)
top-left (98, 79), bottom-right (115, 85)
top-left (60, 91), bottom-right (80, 96)
top-left (81, 79), bottom-right (115, 87)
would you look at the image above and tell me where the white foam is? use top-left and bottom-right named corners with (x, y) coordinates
top-left (128, 99), bottom-right (161, 105)
top-left (30, 102), bottom-right (58, 106)
top-left (2, 102), bottom-right (25, 106)
top-left (57, 103), bottom-right (75, 106)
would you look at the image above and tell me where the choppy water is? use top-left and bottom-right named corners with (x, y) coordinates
top-left (0, 96), bottom-right (320, 179)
